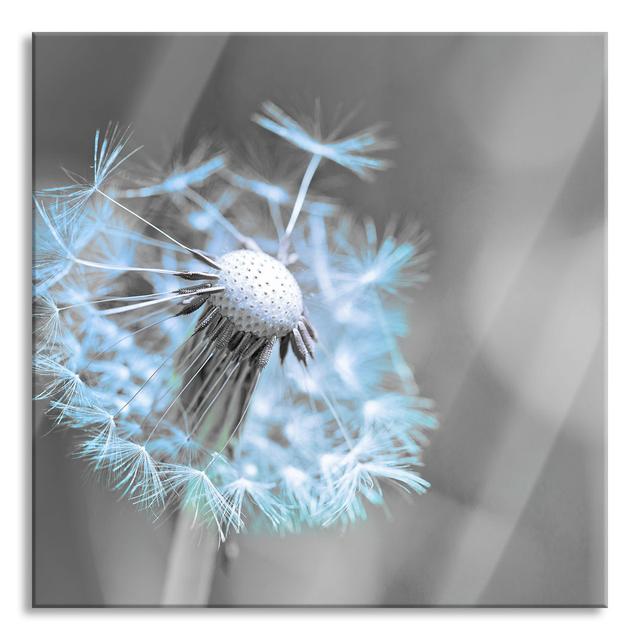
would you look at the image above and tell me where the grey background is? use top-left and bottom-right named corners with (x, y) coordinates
top-left (33, 34), bottom-right (606, 606)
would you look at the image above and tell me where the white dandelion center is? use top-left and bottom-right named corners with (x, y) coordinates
top-left (213, 250), bottom-right (303, 338)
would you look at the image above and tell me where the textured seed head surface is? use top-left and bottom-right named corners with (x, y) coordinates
top-left (213, 250), bottom-right (304, 338)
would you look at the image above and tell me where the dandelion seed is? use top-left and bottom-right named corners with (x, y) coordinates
top-left (252, 101), bottom-right (395, 180)
top-left (37, 124), bottom-right (141, 222)
top-left (121, 152), bottom-right (225, 199)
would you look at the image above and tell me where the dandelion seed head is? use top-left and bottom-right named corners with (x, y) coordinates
top-left (33, 102), bottom-right (437, 537)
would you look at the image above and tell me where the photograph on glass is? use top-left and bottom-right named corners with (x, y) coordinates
top-left (32, 33), bottom-right (605, 607)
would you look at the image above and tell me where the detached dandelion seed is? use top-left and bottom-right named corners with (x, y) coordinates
top-left (33, 101), bottom-right (437, 543)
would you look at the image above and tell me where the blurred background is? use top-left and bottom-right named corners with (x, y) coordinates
top-left (33, 34), bottom-right (605, 606)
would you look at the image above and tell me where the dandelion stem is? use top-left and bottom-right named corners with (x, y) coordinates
top-left (73, 257), bottom-right (194, 277)
top-left (97, 189), bottom-right (196, 255)
top-left (96, 189), bottom-right (220, 269)
top-left (287, 154), bottom-right (321, 236)
top-left (279, 153), bottom-right (321, 261)
top-left (268, 200), bottom-right (285, 239)
top-left (161, 504), bottom-right (219, 605)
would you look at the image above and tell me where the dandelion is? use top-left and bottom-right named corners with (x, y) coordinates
top-left (33, 102), bottom-right (437, 549)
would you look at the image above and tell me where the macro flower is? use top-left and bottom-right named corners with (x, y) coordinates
top-left (33, 103), bottom-right (437, 540)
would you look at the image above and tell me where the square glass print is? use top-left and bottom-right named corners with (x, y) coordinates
top-left (32, 33), bottom-right (606, 607)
